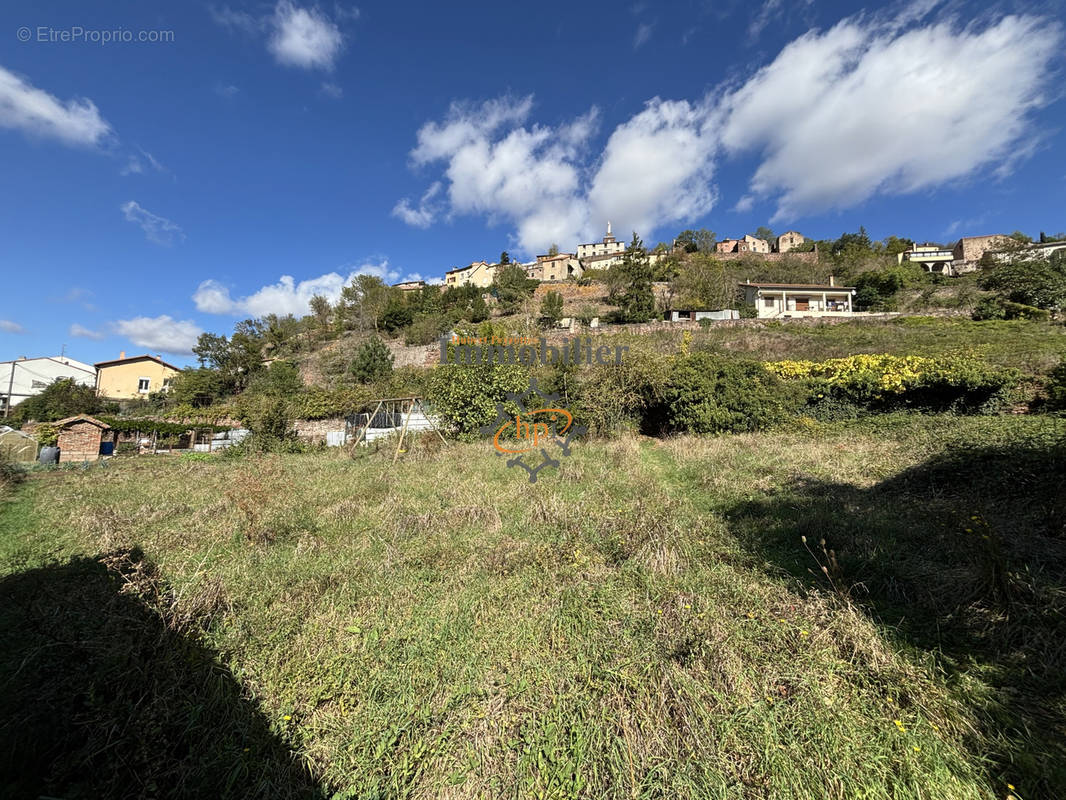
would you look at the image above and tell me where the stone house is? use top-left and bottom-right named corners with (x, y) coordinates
top-left (775, 231), bottom-right (806, 253)
top-left (54, 414), bottom-right (113, 463)
top-left (526, 253), bottom-right (582, 282)
top-left (952, 235), bottom-right (1012, 264)
top-left (716, 235), bottom-right (771, 254)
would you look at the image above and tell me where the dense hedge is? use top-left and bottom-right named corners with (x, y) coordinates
top-left (765, 354), bottom-right (1017, 415)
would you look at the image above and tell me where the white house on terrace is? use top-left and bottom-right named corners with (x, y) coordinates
top-left (740, 279), bottom-right (856, 318)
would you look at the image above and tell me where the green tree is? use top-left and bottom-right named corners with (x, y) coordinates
top-left (675, 228), bottom-right (717, 253)
top-left (380, 297), bottom-right (414, 331)
top-left (12, 378), bottom-right (100, 423)
top-left (669, 253), bottom-right (731, 310)
top-left (339, 275), bottom-right (391, 332)
top-left (753, 226), bottom-right (775, 244)
top-left (1008, 230), bottom-right (1033, 244)
top-left (246, 360), bottom-right (303, 396)
top-left (610, 233), bottom-right (656, 323)
top-left (547, 243), bottom-right (560, 257)
top-left (499, 251), bottom-right (510, 264)
top-left (539, 290), bottom-right (564, 328)
top-left (170, 368), bottom-right (227, 408)
top-left (978, 251), bottom-right (1066, 310)
top-left (493, 263), bottom-right (536, 313)
top-left (193, 333), bottom-right (231, 369)
top-left (309, 294), bottom-right (332, 337)
top-left (349, 338), bottom-right (394, 384)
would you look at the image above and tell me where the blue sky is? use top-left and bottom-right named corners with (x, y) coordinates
top-left (1, 0), bottom-right (1064, 364)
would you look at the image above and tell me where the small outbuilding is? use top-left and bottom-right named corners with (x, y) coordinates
top-left (54, 415), bottom-right (113, 463)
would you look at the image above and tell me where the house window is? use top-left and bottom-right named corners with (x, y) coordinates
top-left (138, 377), bottom-right (151, 393)
top-left (763, 298), bottom-right (774, 307)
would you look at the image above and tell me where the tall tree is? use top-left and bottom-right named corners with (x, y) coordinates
top-left (493, 264), bottom-right (536, 313)
top-left (309, 294), bottom-right (332, 337)
top-left (339, 275), bottom-right (391, 332)
top-left (753, 226), bottom-right (775, 244)
top-left (499, 251), bottom-right (511, 264)
top-left (539, 290), bottom-right (564, 328)
top-left (611, 233), bottom-right (656, 323)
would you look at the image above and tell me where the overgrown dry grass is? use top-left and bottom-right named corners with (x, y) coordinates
top-left (2, 415), bottom-right (1064, 798)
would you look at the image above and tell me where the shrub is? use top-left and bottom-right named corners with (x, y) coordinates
top-left (659, 353), bottom-right (800, 434)
top-left (350, 338), bottom-right (394, 384)
top-left (572, 349), bottom-right (672, 436)
top-left (1047, 362), bottom-right (1066, 413)
top-left (405, 314), bottom-right (449, 346)
top-left (0, 452), bottom-right (26, 492)
top-left (972, 296), bottom-right (1050, 321)
top-left (766, 354), bottom-right (1017, 414)
top-left (427, 363), bottom-right (529, 436)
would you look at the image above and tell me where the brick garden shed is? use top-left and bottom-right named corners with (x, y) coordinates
top-left (55, 415), bottom-right (113, 463)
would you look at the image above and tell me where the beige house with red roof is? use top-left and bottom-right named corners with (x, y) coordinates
top-left (95, 353), bottom-right (181, 400)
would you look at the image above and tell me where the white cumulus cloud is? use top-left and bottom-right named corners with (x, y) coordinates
top-left (586, 98), bottom-right (718, 244)
top-left (719, 13), bottom-right (1062, 221)
top-left (113, 316), bottom-right (202, 355)
top-left (193, 261), bottom-right (404, 317)
top-left (0, 320), bottom-right (27, 334)
top-left (0, 66), bottom-right (112, 148)
top-left (269, 1), bottom-right (345, 70)
top-left (121, 201), bottom-right (185, 246)
top-left (395, 10), bottom-right (1061, 248)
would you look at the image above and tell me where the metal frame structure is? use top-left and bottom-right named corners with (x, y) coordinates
top-left (344, 396), bottom-right (446, 462)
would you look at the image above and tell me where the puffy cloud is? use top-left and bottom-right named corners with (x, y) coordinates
top-left (0, 66), bottom-right (112, 148)
top-left (399, 95), bottom-right (717, 254)
top-left (113, 316), bottom-right (202, 355)
top-left (120, 201), bottom-right (185, 246)
top-left (269, 1), bottom-right (345, 70)
top-left (401, 96), bottom-right (600, 254)
top-left (193, 261), bottom-right (403, 317)
top-left (69, 323), bottom-right (105, 340)
top-left (586, 98), bottom-right (717, 244)
top-left (396, 10), bottom-right (1061, 249)
top-left (719, 13), bottom-right (1062, 221)
top-left (211, 2), bottom-right (348, 71)
top-left (0, 320), bottom-right (27, 334)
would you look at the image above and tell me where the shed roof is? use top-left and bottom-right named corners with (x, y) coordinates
top-left (54, 414), bottom-right (112, 430)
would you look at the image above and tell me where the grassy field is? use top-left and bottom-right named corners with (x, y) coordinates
top-left (2, 415), bottom-right (1065, 799)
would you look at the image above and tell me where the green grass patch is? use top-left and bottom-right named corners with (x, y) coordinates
top-left (1, 416), bottom-right (1064, 798)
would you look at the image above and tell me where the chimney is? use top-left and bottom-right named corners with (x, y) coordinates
top-left (829, 276), bottom-right (835, 287)
top-left (119, 351), bottom-right (126, 360)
